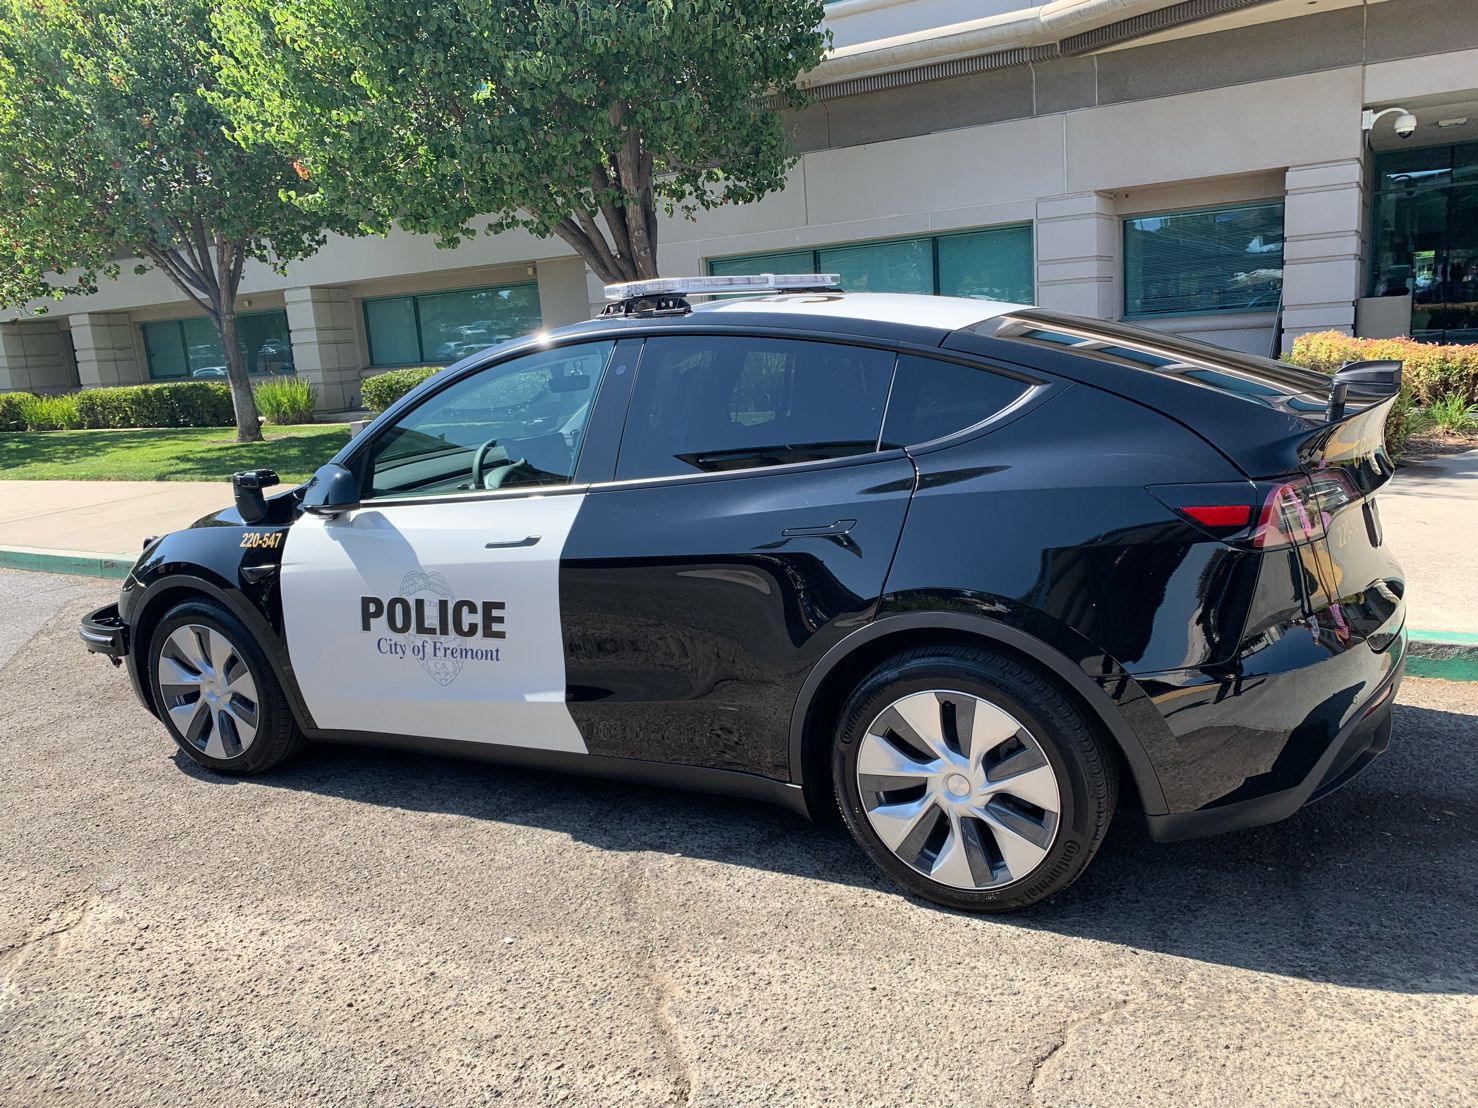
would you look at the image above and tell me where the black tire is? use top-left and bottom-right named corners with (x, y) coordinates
top-left (832, 645), bottom-right (1117, 913)
top-left (147, 599), bottom-right (305, 775)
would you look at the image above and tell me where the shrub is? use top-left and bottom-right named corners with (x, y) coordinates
top-left (361, 366), bottom-right (443, 412)
top-left (1278, 331), bottom-right (1478, 456)
top-left (17, 392), bottom-right (82, 430)
top-left (72, 381), bottom-right (233, 429)
top-left (0, 391), bottom-right (28, 432)
top-left (255, 375), bottom-right (318, 424)
top-left (1287, 331), bottom-right (1478, 406)
top-left (1426, 392), bottom-right (1478, 435)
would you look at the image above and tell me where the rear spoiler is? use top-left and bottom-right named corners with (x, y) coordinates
top-left (1327, 359), bottom-right (1402, 423)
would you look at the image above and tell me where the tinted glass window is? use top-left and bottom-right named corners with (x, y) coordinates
top-left (1123, 202), bottom-right (1284, 316)
top-left (616, 336), bottom-right (893, 480)
top-left (881, 355), bottom-right (1029, 446)
top-left (365, 342), bottom-right (612, 499)
top-left (706, 224), bottom-right (1034, 304)
top-left (362, 283), bottom-right (542, 367)
top-left (141, 310), bottom-right (294, 381)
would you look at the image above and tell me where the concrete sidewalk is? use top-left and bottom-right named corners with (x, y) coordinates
top-left (1, 449), bottom-right (1475, 631)
top-left (0, 479), bottom-right (230, 572)
top-left (1376, 448), bottom-right (1478, 636)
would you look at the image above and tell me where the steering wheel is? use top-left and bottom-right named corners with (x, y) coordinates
top-left (471, 437), bottom-right (505, 489)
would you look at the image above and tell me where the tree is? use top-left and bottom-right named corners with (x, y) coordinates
top-left (0, 0), bottom-right (350, 442)
top-left (213, 0), bottom-right (829, 285)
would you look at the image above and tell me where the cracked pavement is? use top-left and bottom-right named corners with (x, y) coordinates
top-left (1, 569), bottom-right (1475, 1106)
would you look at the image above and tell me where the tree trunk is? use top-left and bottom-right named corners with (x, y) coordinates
top-left (142, 231), bottom-right (262, 443)
top-left (215, 306), bottom-right (262, 444)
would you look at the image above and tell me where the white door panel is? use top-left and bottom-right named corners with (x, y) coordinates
top-left (280, 492), bottom-right (586, 752)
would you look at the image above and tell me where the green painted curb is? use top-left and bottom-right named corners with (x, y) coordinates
top-left (1407, 632), bottom-right (1478, 683)
top-left (0, 547), bottom-right (132, 579)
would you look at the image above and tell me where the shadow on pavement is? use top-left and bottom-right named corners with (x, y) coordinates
top-left (179, 701), bottom-right (1477, 996)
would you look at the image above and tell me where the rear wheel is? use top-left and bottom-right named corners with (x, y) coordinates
top-left (148, 599), bottom-right (304, 775)
top-left (832, 645), bottom-right (1117, 912)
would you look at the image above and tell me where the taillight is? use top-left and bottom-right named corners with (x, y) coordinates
top-left (1181, 504), bottom-right (1252, 528)
top-left (1150, 470), bottom-right (1358, 546)
top-left (1251, 472), bottom-right (1357, 549)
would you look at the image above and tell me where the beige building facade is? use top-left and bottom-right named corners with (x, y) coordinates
top-left (3, 0), bottom-right (1476, 411)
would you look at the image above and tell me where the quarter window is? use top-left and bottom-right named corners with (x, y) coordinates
top-left (1122, 202), bottom-right (1285, 317)
top-left (881, 356), bottom-right (1030, 447)
top-left (616, 336), bottom-right (894, 481)
top-left (364, 342), bottom-right (612, 499)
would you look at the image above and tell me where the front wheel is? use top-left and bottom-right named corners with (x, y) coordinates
top-left (148, 599), bottom-right (305, 775)
top-left (832, 646), bottom-right (1117, 913)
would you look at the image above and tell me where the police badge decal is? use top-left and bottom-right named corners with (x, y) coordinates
top-left (400, 570), bottom-right (463, 686)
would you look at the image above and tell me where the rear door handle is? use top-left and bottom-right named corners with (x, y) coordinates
top-left (485, 535), bottom-right (541, 549)
top-left (781, 519), bottom-right (856, 538)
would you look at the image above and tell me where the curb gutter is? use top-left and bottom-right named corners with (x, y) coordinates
top-left (0, 545), bottom-right (133, 579)
top-left (1406, 631), bottom-right (1478, 683)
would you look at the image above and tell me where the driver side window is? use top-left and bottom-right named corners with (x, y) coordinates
top-left (364, 341), bottom-right (613, 499)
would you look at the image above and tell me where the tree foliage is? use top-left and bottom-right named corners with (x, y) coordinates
top-left (214, 0), bottom-right (829, 282)
top-left (0, 0), bottom-right (348, 440)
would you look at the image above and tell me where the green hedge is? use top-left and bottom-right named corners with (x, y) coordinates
top-left (360, 366), bottom-right (443, 413)
top-left (73, 381), bottom-right (234, 429)
top-left (0, 391), bottom-right (28, 432)
top-left (0, 381), bottom-right (235, 431)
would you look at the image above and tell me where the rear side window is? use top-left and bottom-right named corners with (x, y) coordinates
top-left (616, 336), bottom-right (894, 480)
top-left (881, 355), bottom-right (1030, 446)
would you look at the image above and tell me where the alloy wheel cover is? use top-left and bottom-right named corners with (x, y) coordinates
top-left (156, 624), bottom-right (261, 760)
top-left (856, 689), bottom-right (1062, 890)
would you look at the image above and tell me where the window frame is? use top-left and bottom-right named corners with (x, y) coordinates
top-left (344, 336), bottom-right (619, 506)
top-left (608, 331), bottom-right (899, 486)
top-left (361, 280), bottom-right (542, 369)
top-left (1120, 199), bottom-right (1286, 320)
top-left (337, 326), bottom-right (1055, 503)
top-left (706, 223), bottom-right (1036, 304)
top-left (597, 330), bottom-right (1049, 490)
top-left (139, 308), bottom-right (295, 382)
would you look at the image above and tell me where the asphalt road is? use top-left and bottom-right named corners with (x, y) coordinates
top-left (1, 569), bottom-right (1474, 1107)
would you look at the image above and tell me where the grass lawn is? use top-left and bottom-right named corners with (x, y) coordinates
top-left (0, 424), bottom-right (352, 482)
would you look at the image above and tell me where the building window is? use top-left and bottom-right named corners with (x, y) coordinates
top-left (708, 224), bottom-right (1035, 303)
top-left (362, 283), bottom-right (542, 367)
top-left (141, 310), bottom-right (294, 381)
top-left (1122, 201), bottom-right (1285, 318)
top-left (1370, 142), bottom-right (1478, 344)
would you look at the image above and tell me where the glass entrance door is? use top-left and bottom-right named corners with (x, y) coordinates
top-left (1370, 142), bottom-right (1478, 344)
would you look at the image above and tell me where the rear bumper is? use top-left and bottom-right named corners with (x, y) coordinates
top-left (79, 603), bottom-right (129, 660)
top-left (1145, 641), bottom-right (1405, 842)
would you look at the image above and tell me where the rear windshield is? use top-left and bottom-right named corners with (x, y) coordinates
top-left (982, 308), bottom-right (1332, 420)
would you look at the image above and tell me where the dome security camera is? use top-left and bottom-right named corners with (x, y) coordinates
top-left (1394, 112), bottom-right (1418, 139)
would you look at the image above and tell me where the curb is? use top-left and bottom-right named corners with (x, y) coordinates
top-left (0, 545), bottom-right (133, 579)
top-left (1406, 631), bottom-right (1478, 683)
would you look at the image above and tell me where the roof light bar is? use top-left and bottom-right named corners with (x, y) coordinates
top-left (603, 273), bottom-right (842, 301)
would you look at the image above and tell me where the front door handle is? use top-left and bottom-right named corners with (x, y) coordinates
top-left (485, 535), bottom-right (541, 549)
top-left (781, 519), bottom-right (856, 538)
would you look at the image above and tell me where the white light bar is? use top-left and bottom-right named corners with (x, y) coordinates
top-left (603, 273), bottom-right (841, 301)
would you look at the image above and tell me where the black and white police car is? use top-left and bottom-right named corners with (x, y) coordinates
top-left (81, 274), bottom-right (1407, 912)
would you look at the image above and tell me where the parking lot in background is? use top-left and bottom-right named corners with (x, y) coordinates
top-left (1, 569), bottom-right (1474, 1107)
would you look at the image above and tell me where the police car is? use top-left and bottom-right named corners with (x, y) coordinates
top-left (80, 275), bottom-right (1407, 913)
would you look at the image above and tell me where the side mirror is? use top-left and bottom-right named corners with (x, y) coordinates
top-left (301, 462), bottom-right (360, 518)
top-left (232, 469), bottom-right (279, 524)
